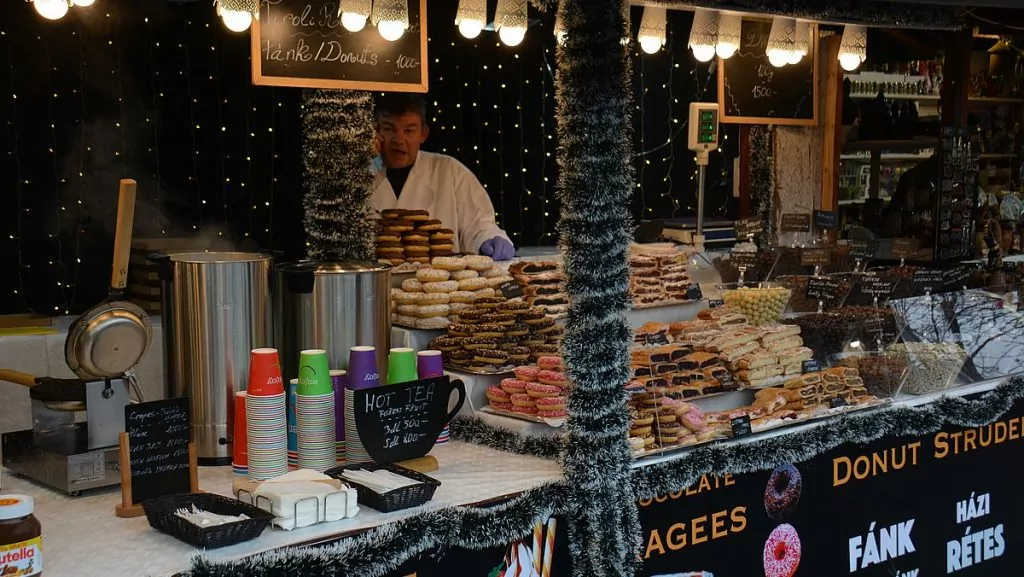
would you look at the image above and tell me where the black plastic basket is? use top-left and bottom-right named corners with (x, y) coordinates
top-left (142, 492), bottom-right (275, 549)
top-left (325, 463), bottom-right (441, 513)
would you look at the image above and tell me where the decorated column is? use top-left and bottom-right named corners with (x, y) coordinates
top-left (302, 89), bottom-right (377, 260)
top-left (555, 0), bottom-right (639, 575)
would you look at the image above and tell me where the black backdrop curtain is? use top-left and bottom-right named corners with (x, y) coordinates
top-left (0, 1), bottom-right (736, 316)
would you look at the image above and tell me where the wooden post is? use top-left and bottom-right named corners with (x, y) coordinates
top-left (819, 33), bottom-right (842, 219)
top-left (115, 433), bottom-right (200, 518)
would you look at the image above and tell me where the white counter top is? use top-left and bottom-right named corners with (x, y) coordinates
top-left (3, 441), bottom-right (563, 577)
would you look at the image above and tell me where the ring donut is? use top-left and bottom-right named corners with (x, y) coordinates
top-left (536, 356), bottom-right (563, 371)
top-left (763, 524), bottom-right (801, 577)
top-left (500, 378), bottom-right (528, 394)
top-left (486, 385), bottom-right (511, 404)
top-left (432, 256), bottom-right (467, 271)
top-left (535, 395), bottom-right (566, 412)
top-left (526, 382), bottom-right (561, 398)
top-left (513, 366), bottom-right (539, 382)
top-left (416, 268), bottom-right (451, 283)
top-left (764, 464), bottom-right (802, 521)
top-left (509, 393), bottom-right (536, 408)
top-left (536, 370), bottom-right (567, 387)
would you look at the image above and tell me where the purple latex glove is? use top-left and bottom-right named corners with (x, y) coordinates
top-left (479, 237), bottom-right (516, 261)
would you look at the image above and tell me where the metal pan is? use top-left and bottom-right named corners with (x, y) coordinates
top-left (65, 179), bottom-right (152, 381)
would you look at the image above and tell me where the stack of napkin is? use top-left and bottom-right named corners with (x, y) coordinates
top-left (247, 470), bottom-right (359, 530)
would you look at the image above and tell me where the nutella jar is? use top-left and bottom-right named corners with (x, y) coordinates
top-left (0, 495), bottom-right (42, 576)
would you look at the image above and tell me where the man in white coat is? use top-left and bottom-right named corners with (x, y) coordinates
top-left (370, 94), bottom-right (516, 260)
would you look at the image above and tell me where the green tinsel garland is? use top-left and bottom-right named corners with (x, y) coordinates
top-left (748, 126), bottom-right (773, 246)
top-left (555, 1), bottom-right (640, 576)
top-left (449, 415), bottom-right (566, 461)
top-left (302, 89), bottom-right (377, 261)
top-left (633, 377), bottom-right (1024, 500)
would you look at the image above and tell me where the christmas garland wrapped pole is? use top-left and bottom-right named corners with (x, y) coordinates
top-left (555, 1), bottom-right (640, 576)
top-left (302, 89), bottom-right (377, 260)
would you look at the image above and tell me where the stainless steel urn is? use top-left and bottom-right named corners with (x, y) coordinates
top-left (275, 260), bottom-right (391, 386)
top-left (163, 252), bottom-right (273, 465)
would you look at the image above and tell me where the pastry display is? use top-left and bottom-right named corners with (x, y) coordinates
top-left (510, 261), bottom-right (568, 318)
top-left (629, 252), bottom-right (700, 309)
top-left (887, 342), bottom-right (967, 395)
top-left (481, 357), bottom-right (569, 423)
top-left (390, 256), bottom-right (505, 329)
top-left (376, 209), bottom-right (455, 268)
top-left (720, 284), bottom-right (792, 326)
top-left (831, 351), bottom-right (909, 398)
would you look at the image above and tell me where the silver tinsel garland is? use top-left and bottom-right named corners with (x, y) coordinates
top-left (749, 126), bottom-right (773, 246)
top-left (302, 89), bottom-right (377, 260)
top-left (450, 415), bottom-right (565, 460)
top-left (555, 0), bottom-right (639, 575)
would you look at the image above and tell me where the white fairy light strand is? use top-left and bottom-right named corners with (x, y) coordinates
top-left (44, 33), bottom-right (67, 312)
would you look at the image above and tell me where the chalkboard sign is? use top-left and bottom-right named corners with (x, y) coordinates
top-left (717, 19), bottom-right (818, 126)
top-left (813, 210), bottom-right (838, 230)
top-left (847, 239), bottom-right (877, 261)
top-left (800, 247), bottom-right (831, 267)
top-left (806, 277), bottom-right (844, 301)
top-left (890, 238), bottom-right (921, 259)
top-left (858, 277), bottom-right (895, 298)
top-left (734, 216), bottom-right (763, 239)
top-left (499, 280), bottom-right (524, 300)
top-left (123, 398), bottom-right (192, 505)
top-left (730, 251), bottom-right (760, 269)
top-left (943, 266), bottom-right (970, 290)
top-left (802, 359), bottom-right (821, 373)
top-left (730, 415), bottom-right (752, 438)
top-left (780, 213), bottom-right (811, 233)
top-left (912, 269), bottom-right (945, 293)
top-left (252, 0), bottom-right (428, 92)
top-left (354, 376), bottom-right (466, 464)
top-left (708, 299), bottom-right (725, 309)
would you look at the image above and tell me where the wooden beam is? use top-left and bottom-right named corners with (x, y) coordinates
top-left (820, 34), bottom-right (842, 215)
top-left (941, 28), bottom-right (973, 128)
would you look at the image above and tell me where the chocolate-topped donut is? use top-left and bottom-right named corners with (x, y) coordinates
top-left (764, 463), bottom-right (802, 521)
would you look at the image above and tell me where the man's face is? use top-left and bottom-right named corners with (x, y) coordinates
top-left (377, 112), bottom-right (428, 169)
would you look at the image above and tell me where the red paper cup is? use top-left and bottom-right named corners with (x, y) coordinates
top-left (249, 348), bottom-right (285, 396)
top-left (233, 391), bottom-right (248, 471)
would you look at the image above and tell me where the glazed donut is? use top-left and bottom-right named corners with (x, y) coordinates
top-left (394, 291), bottom-right (421, 305)
top-left (474, 287), bottom-right (497, 299)
top-left (764, 464), bottom-right (802, 521)
top-left (417, 304), bottom-right (450, 318)
top-left (432, 256), bottom-right (467, 271)
top-left (501, 378), bottom-right (528, 394)
top-left (393, 314), bottom-right (417, 326)
top-left (397, 304), bottom-right (419, 316)
top-left (416, 268), bottom-right (451, 282)
top-left (763, 524), bottom-right (802, 577)
top-left (430, 228), bottom-right (456, 241)
top-left (481, 266), bottom-right (505, 279)
top-left (450, 269), bottom-right (479, 281)
top-left (513, 366), bottom-right (539, 382)
top-left (449, 291), bottom-right (476, 304)
top-left (423, 280), bottom-right (458, 294)
top-left (401, 278), bottom-right (424, 292)
top-left (509, 393), bottom-right (536, 407)
top-left (535, 395), bottom-right (566, 411)
top-left (418, 292), bottom-right (450, 306)
top-left (465, 255), bottom-right (495, 271)
top-left (415, 317), bottom-right (450, 330)
top-left (457, 277), bottom-right (489, 291)
top-left (536, 356), bottom-right (563, 371)
top-left (526, 382), bottom-right (561, 398)
top-left (417, 219), bottom-right (444, 231)
top-left (486, 385), bottom-right (511, 404)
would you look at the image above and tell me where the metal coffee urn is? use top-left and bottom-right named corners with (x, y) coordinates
top-left (161, 252), bottom-right (273, 465)
top-left (276, 260), bottom-right (391, 386)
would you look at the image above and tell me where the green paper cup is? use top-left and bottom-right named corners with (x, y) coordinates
top-left (388, 347), bottom-right (418, 385)
top-left (297, 349), bottom-right (332, 396)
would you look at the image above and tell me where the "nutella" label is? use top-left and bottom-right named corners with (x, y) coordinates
top-left (0, 536), bottom-right (42, 576)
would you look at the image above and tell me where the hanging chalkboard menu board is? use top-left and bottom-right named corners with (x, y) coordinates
top-left (123, 397), bottom-right (193, 505)
top-left (252, 0), bottom-right (428, 92)
top-left (717, 19), bottom-right (818, 126)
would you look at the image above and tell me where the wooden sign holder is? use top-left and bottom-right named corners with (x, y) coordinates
top-left (115, 431), bottom-right (200, 518)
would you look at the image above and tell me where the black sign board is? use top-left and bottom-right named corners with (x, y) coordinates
top-left (730, 415), bottom-right (752, 438)
top-left (354, 376), bottom-right (466, 464)
top-left (124, 398), bottom-right (192, 504)
top-left (805, 277), bottom-right (844, 301)
top-left (943, 266), bottom-right (970, 289)
top-left (734, 216), bottom-right (764, 239)
top-left (800, 247), bottom-right (831, 267)
top-left (730, 251), bottom-right (760, 269)
top-left (858, 276), bottom-right (896, 297)
top-left (718, 19), bottom-right (818, 126)
top-left (802, 358), bottom-right (821, 373)
top-left (828, 396), bottom-right (849, 409)
top-left (780, 213), bottom-right (812, 233)
top-left (912, 269), bottom-right (945, 293)
top-left (252, 0), bottom-right (428, 92)
top-left (708, 299), bottom-right (725, 309)
top-left (848, 239), bottom-right (877, 260)
top-left (686, 284), bottom-right (704, 301)
top-left (813, 210), bottom-right (838, 230)
top-left (499, 280), bottom-right (524, 300)
top-left (646, 333), bottom-right (671, 347)
top-left (891, 237), bottom-right (921, 259)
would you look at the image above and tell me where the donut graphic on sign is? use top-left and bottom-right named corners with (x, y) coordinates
top-left (762, 463), bottom-right (803, 577)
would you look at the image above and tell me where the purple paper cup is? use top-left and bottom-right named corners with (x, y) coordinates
top-left (348, 346), bottom-right (380, 390)
top-left (417, 350), bottom-right (445, 379)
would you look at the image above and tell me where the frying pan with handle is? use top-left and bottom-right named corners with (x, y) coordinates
top-left (65, 179), bottom-right (152, 387)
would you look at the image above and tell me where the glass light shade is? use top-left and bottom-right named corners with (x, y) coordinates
top-left (766, 17), bottom-right (796, 67)
top-left (72, 0), bottom-right (95, 6)
top-left (839, 25), bottom-right (868, 71)
top-left (341, 12), bottom-right (368, 32)
top-left (458, 19), bottom-right (484, 39)
top-left (378, 19), bottom-right (406, 41)
top-left (455, 0), bottom-right (487, 39)
top-left (639, 6), bottom-right (667, 55)
top-left (692, 44), bottom-right (716, 62)
top-left (787, 50), bottom-right (804, 65)
top-left (789, 20), bottom-right (809, 64)
top-left (219, 8), bottom-right (253, 32)
top-left (494, 0), bottom-right (528, 47)
top-left (498, 25), bottom-right (526, 46)
top-left (688, 9), bottom-right (718, 61)
top-left (34, 0), bottom-right (69, 20)
top-left (639, 36), bottom-right (664, 54)
top-left (715, 13), bottom-right (741, 59)
top-left (839, 53), bottom-right (863, 72)
top-left (767, 49), bottom-right (791, 68)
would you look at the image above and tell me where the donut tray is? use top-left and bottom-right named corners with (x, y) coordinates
top-left (443, 363), bottom-right (516, 376)
top-left (480, 404), bottom-right (567, 428)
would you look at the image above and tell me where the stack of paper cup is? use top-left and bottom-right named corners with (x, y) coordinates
top-left (232, 391), bottom-right (248, 475)
top-left (287, 378), bottom-right (299, 468)
top-left (417, 350), bottom-right (450, 445)
top-left (296, 349), bottom-right (337, 472)
top-left (345, 346), bottom-right (378, 464)
top-left (246, 348), bottom-right (288, 481)
top-left (344, 388), bottom-right (372, 464)
top-left (331, 369), bottom-right (346, 463)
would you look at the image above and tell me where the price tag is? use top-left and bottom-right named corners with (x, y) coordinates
top-left (780, 213), bottom-right (812, 233)
top-left (730, 251), bottom-right (760, 269)
top-left (813, 210), bottom-right (838, 230)
top-left (829, 396), bottom-right (849, 409)
top-left (730, 415), bottom-right (752, 438)
top-left (685, 284), bottom-right (704, 301)
top-left (912, 269), bottom-right (944, 293)
top-left (848, 239), bottom-right (877, 261)
top-left (499, 280), bottom-right (525, 300)
top-left (708, 299), bottom-right (725, 309)
top-left (943, 266), bottom-right (970, 289)
top-left (646, 333), bottom-right (670, 346)
top-left (858, 276), bottom-right (896, 297)
top-left (800, 247), bottom-right (831, 267)
top-left (734, 216), bottom-right (764, 239)
top-left (890, 238), bottom-right (920, 259)
top-left (805, 277), bottom-right (844, 301)
top-left (802, 359), bottom-right (821, 373)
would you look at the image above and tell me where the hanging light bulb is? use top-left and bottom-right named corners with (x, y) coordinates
top-left (494, 0), bottom-right (528, 47)
top-left (766, 17), bottom-right (796, 68)
top-left (215, 0), bottom-right (258, 33)
top-left (715, 13), bottom-right (741, 59)
top-left (553, 10), bottom-right (566, 45)
top-left (372, 0), bottom-right (409, 42)
top-left (787, 20), bottom-right (809, 65)
top-left (339, 0), bottom-right (371, 32)
top-left (687, 9), bottom-right (718, 62)
top-left (638, 6), bottom-right (668, 55)
top-left (455, 0), bottom-right (487, 39)
top-left (838, 24), bottom-right (868, 72)
top-left (33, 0), bottom-right (70, 20)
top-left (71, 0), bottom-right (95, 6)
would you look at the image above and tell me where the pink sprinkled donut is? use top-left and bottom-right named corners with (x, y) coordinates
top-left (538, 409), bottom-right (567, 418)
top-left (510, 393), bottom-right (535, 407)
top-left (486, 385), bottom-right (511, 404)
top-left (536, 370), bottom-right (567, 387)
top-left (763, 524), bottom-right (801, 577)
top-left (511, 404), bottom-right (538, 416)
top-left (490, 401), bottom-right (513, 411)
top-left (514, 366), bottom-right (539, 382)
top-left (500, 378), bottom-right (528, 395)
top-left (535, 395), bottom-right (566, 411)
top-left (537, 356), bottom-right (563, 371)
top-left (526, 382), bottom-right (561, 398)
top-left (679, 411), bottom-right (707, 433)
